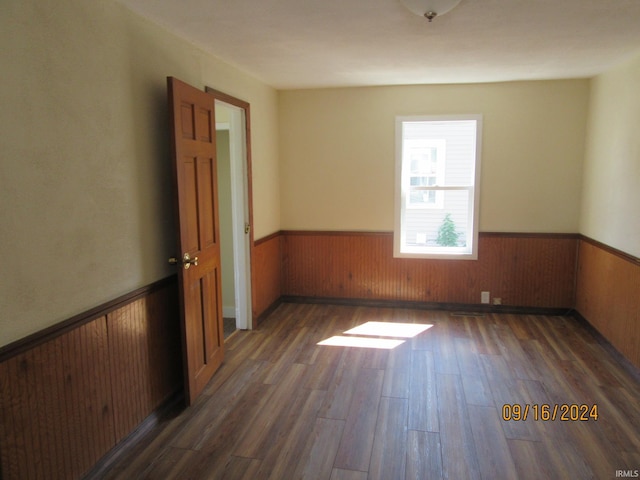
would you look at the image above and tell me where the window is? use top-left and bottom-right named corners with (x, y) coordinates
top-left (394, 115), bottom-right (482, 259)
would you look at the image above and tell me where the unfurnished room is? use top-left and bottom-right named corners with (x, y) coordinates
top-left (1, 0), bottom-right (639, 479)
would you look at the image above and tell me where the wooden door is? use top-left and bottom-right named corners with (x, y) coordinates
top-left (167, 77), bottom-right (224, 405)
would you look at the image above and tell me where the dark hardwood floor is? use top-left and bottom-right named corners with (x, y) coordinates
top-left (96, 303), bottom-right (640, 479)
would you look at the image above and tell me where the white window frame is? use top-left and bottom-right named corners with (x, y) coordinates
top-left (394, 114), bottom-right (482, 260)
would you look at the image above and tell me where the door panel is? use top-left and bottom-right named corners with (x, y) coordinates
top-left (168, 77), bottom-right (225, 405)
top-left (183, 157), bottom-right (200, 253)
top-left (197, 157), bottom-right (217, 247)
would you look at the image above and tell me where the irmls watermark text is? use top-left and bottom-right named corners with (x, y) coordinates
top-left (616, 470), bottom-right (639, 478)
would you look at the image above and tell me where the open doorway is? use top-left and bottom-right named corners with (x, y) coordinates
top-left (209, 89), bottom-right (253, 337)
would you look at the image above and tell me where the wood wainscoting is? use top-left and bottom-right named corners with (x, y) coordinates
top-left (281, 231), bottom-right (578, 309)
top-left (252, 232), bottom-right (283, 324)
top-left (576, 237), bottom-right (640, 369)
top-left (0, 278), bottom-right (181, 480)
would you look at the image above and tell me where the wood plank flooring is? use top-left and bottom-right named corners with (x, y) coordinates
top-left (95, 303), bottom-right (640, 480)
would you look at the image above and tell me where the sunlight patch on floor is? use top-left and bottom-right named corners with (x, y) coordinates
top-left (317, 321), bottom-right (433, 349)
top-left (344, 321), bottom-right (432, 338)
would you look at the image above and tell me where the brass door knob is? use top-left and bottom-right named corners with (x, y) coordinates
top-left (182, 253), bottom-right (198, 269)
top-left (168, 253), bottom-right (199, 270)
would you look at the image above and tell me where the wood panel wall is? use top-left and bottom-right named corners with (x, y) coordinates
top-left (0, 320), bottom-right (113, 480)
top-left (281, 231), bottom-right (578, 309)
top-left (252, 232), bottom-right (283, 324)
top-left (0, 279), bottom-right (181, 480)
top-left (575, 238), bottom-right (640, 369)
top-left (107, 287), bottom-right (181, 440)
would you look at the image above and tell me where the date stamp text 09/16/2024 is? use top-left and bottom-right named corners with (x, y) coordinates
top-left (501, 403), bottom-right (599, 422)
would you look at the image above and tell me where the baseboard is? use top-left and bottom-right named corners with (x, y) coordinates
top-left (279, 295), bottom-right (572, 316)
top-left (571, 309), bottom-right (640, 383)
top-left (256, 297), bottom-right (284, 325)
top-left (82, 388), bottom-right (185, 479)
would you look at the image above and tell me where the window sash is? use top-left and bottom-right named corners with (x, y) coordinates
top-left (394, 114), bottom-right (482, 260)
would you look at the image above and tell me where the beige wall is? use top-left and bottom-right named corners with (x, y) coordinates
top-left (580, 53), bottom-right (640, 258)
top-left (216, 130), bottom-right (236, 313)
top-left (0, 0), bottom-right (279, 347)
top-left (278, 80), bottom-right (589, 232)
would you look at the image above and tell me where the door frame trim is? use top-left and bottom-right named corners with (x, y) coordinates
top-left (205, 87), bottom-right (256, 329)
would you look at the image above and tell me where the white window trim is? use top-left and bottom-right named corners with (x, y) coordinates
top-left (394, 114), bottom-right (483, 260)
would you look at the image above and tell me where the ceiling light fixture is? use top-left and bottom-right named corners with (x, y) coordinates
top-left (400, 0), bottom-right (463, 22)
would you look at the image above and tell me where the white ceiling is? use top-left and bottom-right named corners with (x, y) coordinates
top-left (117, 0), bottom-right (640, 89)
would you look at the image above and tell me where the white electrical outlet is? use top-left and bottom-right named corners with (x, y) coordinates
top-left (481, 291), bottom-right (490, 304)
top-left (493, 297), bottom-right (502, 305)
